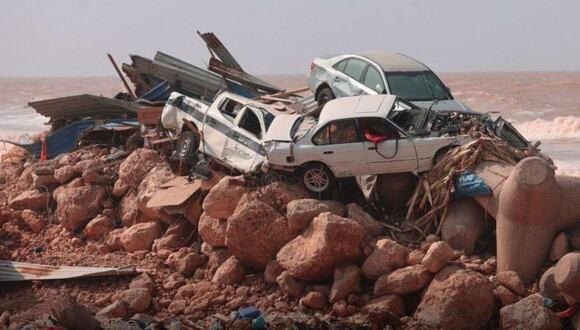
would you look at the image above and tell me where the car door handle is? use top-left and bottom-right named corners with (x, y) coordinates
top-left (368, 146), bottom-right (377, 150)
top-left (323, 151), bottom-right (334, 154)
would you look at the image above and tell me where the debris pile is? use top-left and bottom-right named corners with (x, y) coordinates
top-left (0, 140), bottom-right (579, 329)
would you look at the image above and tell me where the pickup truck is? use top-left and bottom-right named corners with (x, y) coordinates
top-left (161, 91), bottom-right (281, 173)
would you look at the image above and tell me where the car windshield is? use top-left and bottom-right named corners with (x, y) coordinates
top-left (385, 71), bottom-right (451, 101)
top-left (291, 116), bottom-right (317, 140)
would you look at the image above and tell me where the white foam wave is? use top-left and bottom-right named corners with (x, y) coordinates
top-left (515, 116), bottom-right (580, 141)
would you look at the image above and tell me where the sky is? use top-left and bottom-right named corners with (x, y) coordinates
top-left (1, 0), bottom-right (579, 77)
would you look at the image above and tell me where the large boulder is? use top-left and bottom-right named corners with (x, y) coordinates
top-left (120, 221), bottom-right (163, 252)
top-left (117, 148), bottom-right (164, 189)
top-left (54, 165), bottom-right (78, 184)
top-left (9, 190), bottom-right (50, 211)
top-left (362, 239), bottom-right (409, 279)
top-left (500, 294), bottom-right (562, 329)
top-left (277, 212), bottom-right (365, 281)
top-left (55, 186), bottom-right (107, 231)
top-left (226, 199), bottom-right (293, 269)
top-left (286, 199), bottom-right (335, 234)
top-left (346, 203), bottom-right (383, 237)
top-left (374, 265), bottom-right (433, 297)
top-left (202, 176), bottom-right (247, 220)
top-left (136, 164), bottom-right (176, 223)
top-left (237, 181), bottom-right (310, 214)
top-left (414, 266), bottom-right (495, 329)
top-left (198, 213), bottom-right (227, 247)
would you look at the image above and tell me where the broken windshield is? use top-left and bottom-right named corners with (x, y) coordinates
top-left (385, 71), bottom-right (451, 102)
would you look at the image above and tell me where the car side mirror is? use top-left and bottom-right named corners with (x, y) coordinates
top-left (375, 84), bottom-right (385, 94)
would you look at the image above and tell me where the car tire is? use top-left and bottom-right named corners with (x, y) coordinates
top-left (176, 131), bottom-right (200, 163)
top-left (300, 163), bottom-right (335, 194)
top-left (316, 87), bottom-right (335, 107)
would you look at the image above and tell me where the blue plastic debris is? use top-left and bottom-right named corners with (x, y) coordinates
top-left (454, 171), bottom-right (493, 197)
top-left (237, 306), bottom-right (261, 320)
top-left (252, 315), bottom-right (266, 329)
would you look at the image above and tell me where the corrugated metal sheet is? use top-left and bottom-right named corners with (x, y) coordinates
top-left (0, 261), bottom-right (137, 281)
top-left (198, 31), bottom-right (244, 71)
top-left (28, 94), bottom-right (142, 120)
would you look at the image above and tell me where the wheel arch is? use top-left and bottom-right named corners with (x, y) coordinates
top-left (315, 83), bottom-right (332, 101)
top-left (433, 144), bottom-right (459, 165)
top-left (299, 160), bottom-right (337, 177)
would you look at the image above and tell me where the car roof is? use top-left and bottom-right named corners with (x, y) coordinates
top-left (358, 52), bottom-right (429, 72)
top-left (319, 95), bottom-right (397, 123)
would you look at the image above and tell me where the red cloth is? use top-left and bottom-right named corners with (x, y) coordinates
top-left (364, 130), bottom-right (387, 144)
top-left (40, 137), bottom-right (48, 160)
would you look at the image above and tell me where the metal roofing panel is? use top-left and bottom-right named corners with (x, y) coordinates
top-left (198, 31), bottom-right (244, 71)
top-left (28, 94), bottom-right (142, 119)
top-left (0, 260), bottom-right (137, 282)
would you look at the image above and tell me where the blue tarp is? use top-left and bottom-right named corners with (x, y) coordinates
top-left (454, 172), bottom-right (492, 197)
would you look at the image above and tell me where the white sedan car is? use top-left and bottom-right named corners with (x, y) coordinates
top-left (263, 95), bottom-right (472, 193)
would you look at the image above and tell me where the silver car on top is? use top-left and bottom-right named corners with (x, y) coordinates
top-left (308, 52), bottom-right (472, 112)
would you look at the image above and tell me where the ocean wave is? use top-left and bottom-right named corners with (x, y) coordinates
top-left (554, 159), bottom-right (580, 177)
top-left (514, 116), bottom-right (580, 141)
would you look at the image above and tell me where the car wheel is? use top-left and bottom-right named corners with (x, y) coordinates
top-left (176, 131), bottom-right (199, 163)
top-left (317, 87), bottom-right (335, 107)
top-left (300, 163), bottom-right (334, 193)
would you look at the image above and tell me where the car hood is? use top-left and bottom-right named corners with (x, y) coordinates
top-left (263, 114), bottom-right (302, 142)
top-left (412, 100), bottom-right (473, 113)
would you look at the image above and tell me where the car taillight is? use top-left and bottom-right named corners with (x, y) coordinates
top-left (309, 62), bottom-right (315, 71)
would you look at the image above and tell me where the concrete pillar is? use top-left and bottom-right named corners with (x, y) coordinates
top-left (441, 198), bottom-right (487, 255)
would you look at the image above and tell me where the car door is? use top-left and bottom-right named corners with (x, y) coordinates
top-left (200, 96), bottom-right (243, 159)
top-left (358, 117), bottom-right (419, 174)
top-left (309, 119), bottom-right (369, 177)
top-left (332, 58), bottom-right (369, 97)
top-left (222, 106), bottom-right (265, 173)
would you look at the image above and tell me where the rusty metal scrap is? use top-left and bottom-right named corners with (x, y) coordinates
top-left (0, 260), bottom-right (137, 282)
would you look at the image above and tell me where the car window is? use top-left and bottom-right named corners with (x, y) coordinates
top-left (385, 71), bottom-right (451, 101)
top-left (358, 118), bottom-right (400, 142)
top-left (363, 66), bottom-right (385, 92)
top-left (219, 98), bottom-right (243, 120)
top-left (238, 109), bottom-right (262, 139)
top-left (343, 59), bottom-right (367, 81)
top-left (313, 119), bottom-right (360, 145)
top-left (333, 59), bottom-right (348, 72)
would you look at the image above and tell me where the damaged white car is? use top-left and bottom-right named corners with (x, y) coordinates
top-left (263, 95), bottom-right (477, 193)
top-left (161, 91), bottom-right (281, 174)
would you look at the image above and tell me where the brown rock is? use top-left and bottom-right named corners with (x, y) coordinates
top-left (277, 212), bottom-right (365, 281)
top-left (205, 247), bottom-right (232, 274)
top-left (329, 265), bottom-right (360, 304)
top-left (129, 273), bottom-right (154, 293)
top-left (202, 176), bottom-right (247, 220)
top-left (212, 256), bottom-right (245, 285)
top-left (54, 165), bottom-right (78, 184)
top-left (362, 295), bottom-right (406, 318)
top-left (276, 271), bottom-right (304, 298)
top-left (553, 252), bottom-right (580, 300)
top-left (136, 164), bottom-right (176, 223)
top-left (73, 159), bottom-right (102, 174)
top-left (407, 249), bottom-right (426, 265)
top-left (96, 300), bottom-right (128, 319)
top-left (117, 288), bottom-right (151, 313)
top-left (167, 299), bottom-right (187, 315)
top-left (105, 228), bottom-right (125, 250)
top-left (332, 300), bottom-right (349, 317)
top-left (119, 189), bottom-right (139, 226)
top-left (362, 239), bottom-right (409, 279)
top-left (176, 252), bottom-right (206, 277)
top-left (242, 181), bottom-right (310, 212)
top-left (496, 270), bottom-right (526, 296)
top-left (374, 265), bottom-right (433, 297)
top-left (500, 294), bottom-right (562, 330)
top-left (55, 186), bottom-right (107, 231)
top-left (346, 203), bottom-right (383, 237)
top-left (163, 272), bottom-right (185, 290)
top-left (549, 232), bottom-right (569, 262)
top-left (264, 260), bottom-right (285, 284)
top-left (481, 258), bottom-right (496, 274)
top-left (165, 249), bottom-right (194, 269)
top-left (120, 221), bottom-right (163, 252)
top-left (569, 225), bottom-right (580, 250)
top-left (198, 213), bottom-right (227, 247)
top-left (300, 291), bottom-right (327, 309)
top-left (153, 218), bottom-right (194, 251)
top-left (20, 209), bottom-right (46, 233)
top-left (421, 241), bottom-right (454, 273)
top-left (175, 284), bottom-right (196, 299)
top-left (83, 215), bottom-right (113, 240)
top-left (117, 148), bottom-right (164, 189)
top-left (82, 169), bottom-right (115, 186)
top-left (32, 173), bottom-right (60, 190)
top-left (9, 190), bottom-right (50, 211)
top-left (539, 267), bottom-right (562, 300)
top-left (495, 285), bottom-right (519, 306)
top-left (286, 198), bottom-right (335, 234)
top-left (226, 199), bottom-right (293, 269)
top-left (415, 266), bottom-right (495, 330)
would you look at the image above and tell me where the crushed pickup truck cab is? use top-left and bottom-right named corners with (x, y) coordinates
top-left (264, 95), bottom-right (481, 193)
top-left (161, 91), bottom-right (284, 173)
